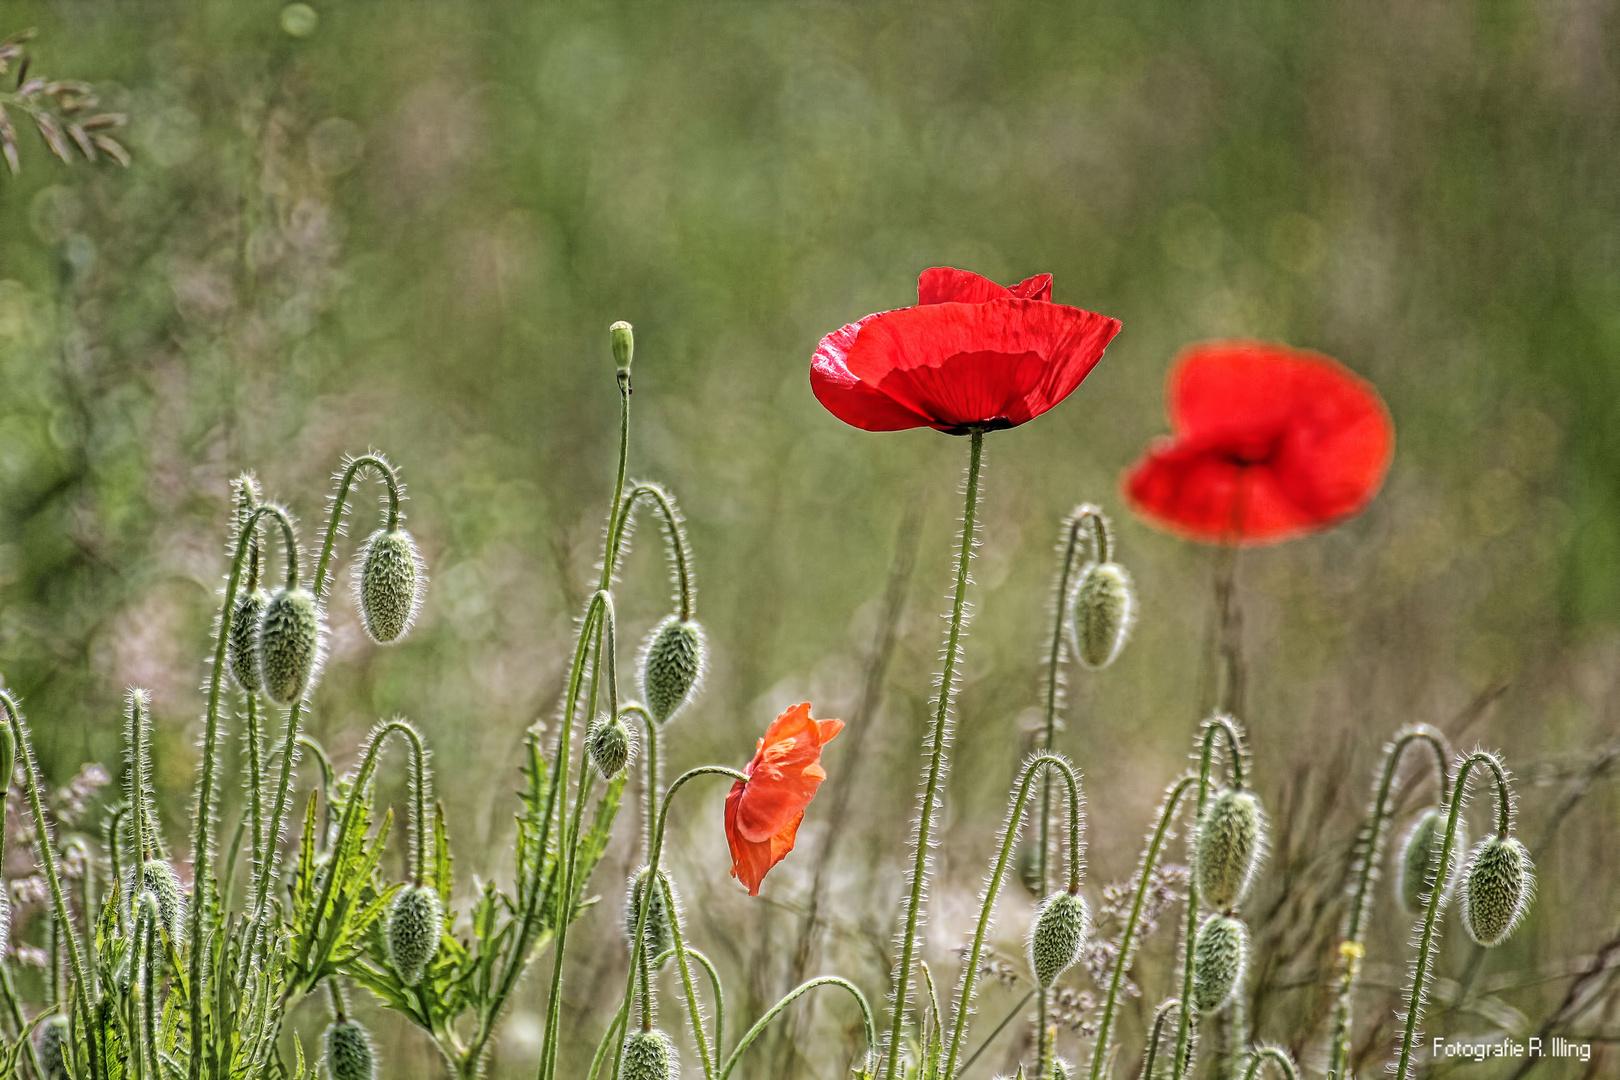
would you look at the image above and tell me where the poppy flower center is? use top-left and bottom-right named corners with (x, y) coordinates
top-left (1217, 432), bottom-right (1282, 467)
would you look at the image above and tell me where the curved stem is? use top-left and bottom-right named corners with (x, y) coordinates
top-left (1392, 751), bottom-right (1513, 1080)
top-left (609, 483), bottom-right (696, 621)
top-left (586, 1004), bottom-right (629, 1080)
top-left (1240, 1046), bottom-right (1300, 1080)
top-left (943, 754), bottom-right (1083, 1077)
top-left (652, 942), bottom-right (726, 1062)
top-left (313, 455), bottom-right (403, 595)
top-left (1325, 724), bottom-right (1451, 1079)
top-left (883, 428), bottom-right (985, 1080)
top-left (657, 874), bottom-right (716, 1080)
top-left (1141, 999), bottom-right (1182, 1080)
top-left (719, 977), bottom-right (877, 1080)
top-left (1089, 774), bottom-right (1198, 1080)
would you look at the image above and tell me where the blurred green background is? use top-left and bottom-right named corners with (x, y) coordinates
top-left (0, 1), bottom-right (1615, 1076)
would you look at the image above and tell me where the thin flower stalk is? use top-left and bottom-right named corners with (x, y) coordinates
top-left (1141, 999), bottom-right (1182, 1080)
top-left (1240, 1046), bottom-right (1300, 1080)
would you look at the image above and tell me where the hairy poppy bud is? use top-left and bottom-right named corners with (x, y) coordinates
top-left (640, 615), bottom-right (706, 723)
top-left (625, 869), bottom-right (678, 960)
top-left (228, 587), bottom-right (269, 692)
top-left (258, 586), bottom-right (323, 705)
top-left (142, 858), bottom-right (188, 944)
top-left (325, 1018), bottom-right (376, 1080)
top-left (588, 713), bottom-right (633, 779)
top-left (1070, 561), bottom-right (1135, 669)
top-left (36, 1015), bottom-right (69, 1080)
top-left (1028, 891), bottom-right (1088, 988)
top-left (1192, 913), bottom-right (1248, 1013)
top-left (1050, 1059), bottom-right (1074, 1080)
top-left (611, 321), bottom-right (635, 373)
top-left (386, 884), bottom-right (443, 987)
top-left (621, 1027), bottom-right (677, 1080)
top-left (356, 528), bottom-right (424, 645)
top-left (1462, 836), bottom-right (1532, 947)
top-left (1397, 808), bottom-right (1465, 915)
top-left (1194, 788), bottom-right (1265, 911)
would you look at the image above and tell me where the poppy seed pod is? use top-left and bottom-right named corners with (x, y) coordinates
top-left (386, 884), bottom-right (443, 987)
top-left (640, 615), bottom-right (707, 724)
top-left (1397, 808), bottom-right (1465, 915)
top-left (621, 1027), bottom-right (678, 1080)
top-left (1029, 890), bottom-right (1089, 988)
top-left (587, 713), bottom-right (633, 779)
top-left (228, 587), bottom-right (269, 692)
top-left (356, 527), bottom-right (424, 645)
top-left (258, 586), bottom-right (323, 705)
top-left (142, 858), bottom-right (188, 944)
top-left (611, 320), bottom-right (634, 373)
top-left (1462, 836), bottom-right (1533, 947)
top-left (625, 869), bottom-right (678, 961)
top-left (1070, 561), bottom-right (1135, 669)
top-left (324, 1018), bottom-right (376, 1080)
top-left (36, 1015), bottom-right (69, 1080)
top-left (1194, 788), bottom-right (1266, 911)
top-left (1192, 913), bottom-right (1249, 1013)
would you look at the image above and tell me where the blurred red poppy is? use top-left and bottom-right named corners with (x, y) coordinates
top-left (1124, 341), bottom-right (1394, 545)
top-left (811, 267), bottom-right (1121, 434)
top-left (725, 703), bottom-right (843, 896)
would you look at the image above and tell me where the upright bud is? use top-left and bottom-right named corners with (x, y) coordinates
top-left (621, 1027), bottom-right (678, 1080)
top-left (1194, 787), bottom-right (1266, 911)
top-left (625, 869), bottom-right (678, 961)
top-left (324, 1018), bottom-right (376, 1080)
top-left (142, 858), bottom-right (188, 944)
top-left (36, 1015), bottom-right (69, 1080)
top-left (228, 587), bottom-right (270, 692)
top-left (640, 615), bottom-right (707, 724)
top-left (1028, 891), bottom-right (1089, 988)
top-left (1070, 561), bottom-right (1135, 669)
top-left (258, 586), bottom-right (324, 705)
top-left (1462, 836), bottom-right (1532, 947)
top-left (588, 713), bottom-right (634, 779)
top-left (610, 321), bottom-right (635, 373)
top-left (355, 527), bottom-right (425, 645)
top-left (1192, 913), bottom-right (1248, 1013)
top-left (1397, 808), bottom-right (1465, 915)
top-left (386, 884), bottom-right (443, 987)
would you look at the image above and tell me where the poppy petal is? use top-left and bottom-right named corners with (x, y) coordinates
top-left (810, 316), bottom-right (938, 432)
top-left (917, 267), bottom-right (1014, 305)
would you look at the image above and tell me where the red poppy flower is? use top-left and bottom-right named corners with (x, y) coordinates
top-left (1123, 341), bottom-right (1394, 545)
top-left (725, 703), bottom-right (844, 896)
top-left (810, 267), bottom-right (1122, 434)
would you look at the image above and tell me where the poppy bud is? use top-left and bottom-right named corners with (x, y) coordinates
top-left (1050, 1060), bottom-right (1074, 1080)
top-left (625, 868), bottom-right (678, 960)
top-left (610, 321), bottom-right (635, 373)
top-left (257, 586), bottom-right (324, 705)
top-left (324, 1017), bottom-right (376, 1080)
top-left (1028, 891), bottom-right (1088, 988)
top-left (36, 1015), bottom-right (69, 1080)
top-left (356, 527), bottom-right (424, 645)
top-left (142, 858), bottom-right (188, 944)
top-left (587, 713), bottom-right (634, 780)
top-left (1194, 788), bottom-right (1265, 911)
top-left (1192, 913), bottom-right (1248, 1013)
top-left (1462, 836), bottom-right (1532, 947)
top-left (621, 1027), bottom-right (678, 1080)
top-left (1070, 561), bottom-right (1135, 669)
top-left (640, 615), bottom-right (707, 724)
top-left (1397, 808), bottom-right (1465, 915)
top-left (386, 884), bottom-right (443, 987)
top-left (228, 587), bottom-right (269, 692)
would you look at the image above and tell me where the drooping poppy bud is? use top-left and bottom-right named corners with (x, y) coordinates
top-left (36, 1015), bottom-right (69, 1080)
top-left (640, 615), bottom-right (707, 724)
top-left (1194, 788), bottom-right (1266, 911)
top-left (1192, 913), bottom-right (1248, 1013)
top-left (1397, 809), bottom-right (1465, 915)
top-left (621, 1027), bottom-right (678, 1080)
top-left (142, 858), bottom-right (188, 944)
top-left (258, 586), bottom-right (324, 705)
top-left (587, 713), bottom-right (634, 780)
top-left (324, 1018), bottom-right (376, 1080)
top-left (386, 884), bottom-right (443, 987)
top-left (356, 527), bottom-right (424, 645)
top-left (1463, 836), bottom-right (1533, 947)
top-left (228, 587), bottom-right (269, 692)
top-left (625, 868), bottom-right (678, 961)
top-left (1070, 561), bottom-right (1135, 669)
top-left (1028, 890), bottom-right (1089, 988)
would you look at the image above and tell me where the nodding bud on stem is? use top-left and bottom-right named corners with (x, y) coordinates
top-left (36, 1015), bottom-right (69, 1080)
top-left (257, 586), bottom-right (324, 705)
top-left (588, 713), bottom-right (634, 779)
top-left (611, 321), bottom-right (635, 373)
top-left (1070, 561), bottom-right (1135, 669)
top-left (355, 527), bottom-right (425, 645)
top-left (640, 615), bottom-right (707, 724)
top-left (324, 1018), bottom-right (376, 1080)
top-left (1462, 836), bottom-right (1533, 947)
top-left (625, 869), bottom-right (678, 960)
top-left (1397, 808), bottom-right (1465, 915)
top-left (142, 859), bottom-right (188, 944)
top-left (228, 587), bottom-right (270, 692)
top-left (1194, 788), bottom-right (1266, 911)
top-left (1028, 890), bottom-right (1089, 988)
top-left (386, 884), bottom-right (443, 987)
top-left (1192, 913), bottom-right (1248, 1013)
top-left (621, 1027), bottom-right (678, 1080)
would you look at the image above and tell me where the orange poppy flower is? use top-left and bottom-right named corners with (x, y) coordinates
top-left (725, 703), bottom-right (844, 895)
